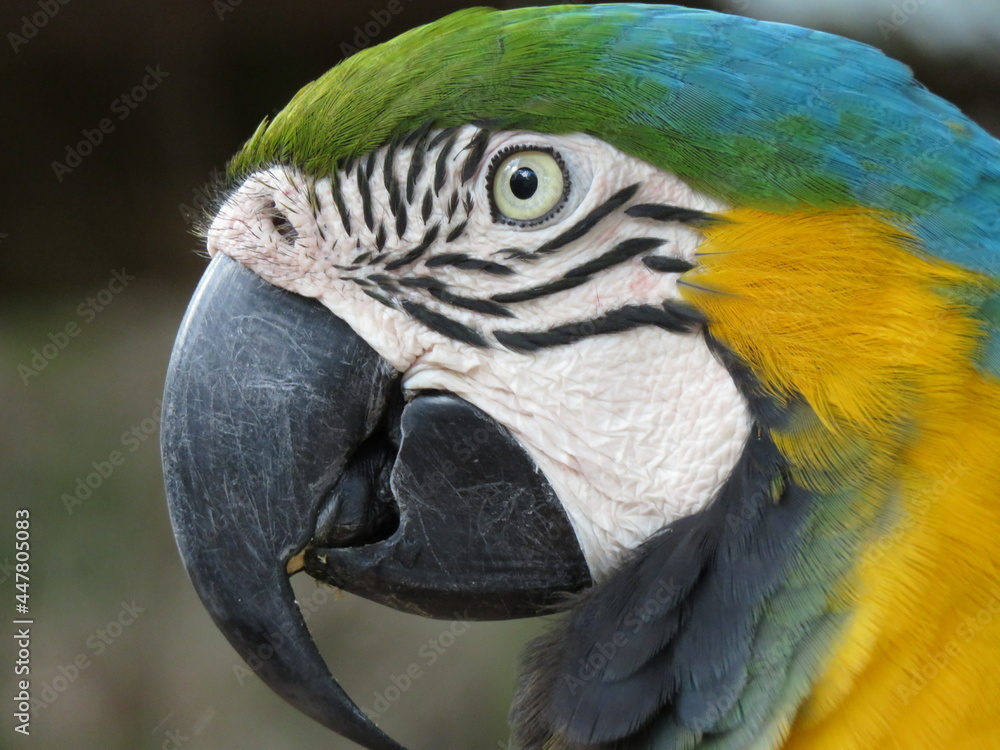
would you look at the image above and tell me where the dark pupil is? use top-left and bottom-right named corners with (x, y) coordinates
top-left (509, 167), bottom-right (538, 200)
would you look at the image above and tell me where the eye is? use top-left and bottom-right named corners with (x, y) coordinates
top-left (487, 146), bottom-right (569, 226)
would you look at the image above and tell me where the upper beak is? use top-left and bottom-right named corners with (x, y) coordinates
top-left (162, 254), bottom-right (402, 750)
top-left (161, 254), bottom-right (590, 749)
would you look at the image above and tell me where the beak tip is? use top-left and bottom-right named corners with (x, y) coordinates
top-left (162, 254), bottom-right (408, 750)
top-left (286, 552), bottom-right (306, 575)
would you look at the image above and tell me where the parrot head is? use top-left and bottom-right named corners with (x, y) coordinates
top-left (162, 5), bottom-right (1000, 750)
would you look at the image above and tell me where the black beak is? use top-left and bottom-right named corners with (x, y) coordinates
top-left (162, 254), bottom-right (590, 749)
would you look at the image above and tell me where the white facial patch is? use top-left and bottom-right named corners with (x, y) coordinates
top-left (208, 128), bottom-right (751, 579)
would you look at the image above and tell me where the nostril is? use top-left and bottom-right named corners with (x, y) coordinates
top-left (266, 201), bottom-right (299, 243)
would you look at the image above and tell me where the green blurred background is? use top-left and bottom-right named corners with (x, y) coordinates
top-left (2, 1), bottom-right (997, 748)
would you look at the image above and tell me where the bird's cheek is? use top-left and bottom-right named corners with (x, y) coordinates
top-left (312, 292), bottom-right (445, 374)
top-left (628, 265), bottom-right (661, 296)
top-left (401, 342), bottom-right (490, 390)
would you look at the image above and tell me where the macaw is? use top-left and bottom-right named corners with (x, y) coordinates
top-left (160, 5), bottom-right (1000, 750)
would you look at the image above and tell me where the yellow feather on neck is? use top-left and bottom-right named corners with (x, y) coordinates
top-left (681, 207), bottom-right (1000, 749)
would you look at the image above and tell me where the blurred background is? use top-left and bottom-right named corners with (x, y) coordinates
top-left (2, 1), bottom-right (997, 748)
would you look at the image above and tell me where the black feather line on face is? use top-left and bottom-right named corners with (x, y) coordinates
top-left (625, 203), bottom-right (721, 226)
top-left (419, 252), bottom-right (514, 276)
top-left (398, 276), bottom-right (445, 290)
top-left (427, 126), bottom-right (457, 153)
top-left (497, 248), bottom-right (536, 261)
top-left (405, 122), bottom-right (434, 204)
top-left (383, 137), bottom-right (399, 203)
top-left (401, 300), bottom-right (488, 347)
top-left (383, 223), bottom-right (440, 272)
top-left (643, 256), bottom-right (695, 274)
top-left (394, 198), bottom-right (408, 239)
top-left (434, 131), bottom-right (460, 195)
top-left (446, 219), bottom-right (468, 243)
top-left (421, 189), bottom-right (434, 224)
top-left (357, 162), bottom-right (375, 232)
top-left (429, 287), bottom-right (515, 318)
top-left (492, 276), bottom-right (591, 305)
top-left (364, 149), bottom-right (378, 180)
top-left (491, 236), bottom-right (666, 305)
top-left (450, 257), bottom-right (515, 276)
top-left (563, 237), bottom-right (665, 279)
top-left (461, 128), bottom-right (492, 184)
top-left (535, 183), bottom-right (641, 255)
top-left (447, 190), bottom-right (460, 222)
top-left (494, 301), bottom-right (702, 352)
top-left (329, 171), bottom-right (352, 236)
top-left (403, 120), bottom-right (434, 148)
top-left (361, 288), bottom-right (395, 309)
top-left (425, 252), bottom-right (471, 268)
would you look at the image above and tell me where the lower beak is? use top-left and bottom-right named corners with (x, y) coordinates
top-left (161, 254), bottom-right (590, 749)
